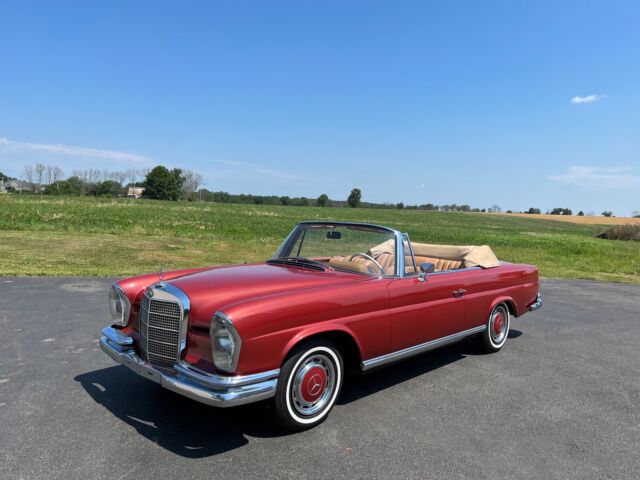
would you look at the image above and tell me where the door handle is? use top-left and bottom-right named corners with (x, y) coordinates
top-left (452, 289), bottom-right (467, 298)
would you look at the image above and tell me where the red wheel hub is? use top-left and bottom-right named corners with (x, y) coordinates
top-left (300, 366), bottom-right (327, 403)
top-left (493, 312), bottom-right (504, 335)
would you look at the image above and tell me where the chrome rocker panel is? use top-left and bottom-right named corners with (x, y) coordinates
top-left (361, 325), bottom-right (487, 372)
top-left (100, 327), bottom-right (279, 408)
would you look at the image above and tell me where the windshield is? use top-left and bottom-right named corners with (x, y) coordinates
top-left (272, 223), bottom-right (397, 276)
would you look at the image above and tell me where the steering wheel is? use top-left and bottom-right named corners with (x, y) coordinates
top-left (349, 253), bottom-right (384, 275)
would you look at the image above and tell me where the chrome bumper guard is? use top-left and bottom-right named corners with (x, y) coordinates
top-left (528, 293), bottom-right (542, 311)
top-left (100, 326), bottom-right (279, 407)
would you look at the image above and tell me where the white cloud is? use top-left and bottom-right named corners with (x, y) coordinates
top-left (549, 166), bottom-right (640, 190)
top-left (214, 160), bottom-right (301, 180)
top-left (570, 94), bottom-right (606, 105)
top-left (0, 137), bottom-right (152, 163)
top-left (417, 183), bottom-right (426, 190)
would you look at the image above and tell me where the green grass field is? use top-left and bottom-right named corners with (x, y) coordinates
top-left (1, 195), bottom-right (639, 283)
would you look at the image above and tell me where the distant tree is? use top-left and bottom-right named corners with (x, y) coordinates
top-left (182, 170), bottom-right (204, 200)
top-left (578, 211), bottom-right (584, 216)
top-left (22, 164), bottom-right (35, 188)
top-left (212, 191), bottom-right (231, 203)
top-left (488, 204), bottom-right (501, 213)
top-left (602, 210), bottom-right (613, 217)
top-left (347, 188), bottom-right (362, 208)
top-left (1, 171), bottom-right (17, 183)
top-left (279, 195), bottom-right (290, 206)
top-left (396, 202), bottom-right (405, 209)
top-left (142, 166), bottom-right (185, 200)
top-left (550, 207), bottom-right (572, 215)
top-left (527, 207), bottom-right (541, 214)
top-left (64, 176), bottom-right (84, 195)
top-left (632, 210), bottom-right (640, 218)
top-left (125, 168), bottom-right (140, 187)
top-left (44, 176), bottom-right (83, 195)
top-left (92, 180), bottom-right (121, 197)
top-left (43, 165), bottom-right (64, 186)
top-left (317, 194), bottom-right (329, 207)
top-left (506, 210), bottom-right (513, 213)
top-left (34, 163), bottom-right (46, 193)
top-left (481, 208), bottom-right (486, 213)
top-left (72, 169), bottom-right (105, 194)
top-left (108, 171), bottom-right (127, 195)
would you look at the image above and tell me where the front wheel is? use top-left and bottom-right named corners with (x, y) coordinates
top-left (273, 341), bottom-right (343, 431)
top-left (480, 303), bottom-right (510, 352)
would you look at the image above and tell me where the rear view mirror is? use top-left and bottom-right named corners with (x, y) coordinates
top-left (420, 262), bottom-right (436, 274)
top-left (326, 230), bottom-right (342, 240)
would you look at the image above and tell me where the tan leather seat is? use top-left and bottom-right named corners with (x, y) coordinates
top-left (373, 252), bottom-right (396, 275)
top-left (329, 253), bottom-right (462, 275)
top-left (415, 256), bottom-right (463, 272)
top-left (328, 258), bottom-right (373, 274)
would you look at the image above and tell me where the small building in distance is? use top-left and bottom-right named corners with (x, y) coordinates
top-left (127, 186), bottom-right (145, 199)
top-left (0, 179), bottom-right (33, 194)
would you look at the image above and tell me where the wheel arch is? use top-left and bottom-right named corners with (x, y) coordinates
top-left (281, 327), bottom-right (363, 376)
top-left (489, 296), bottom-right (518, 318)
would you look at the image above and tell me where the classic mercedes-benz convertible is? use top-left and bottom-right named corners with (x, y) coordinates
top-left (101, 221), bottom-right (541, 430)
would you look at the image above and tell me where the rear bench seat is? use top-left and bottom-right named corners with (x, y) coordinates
top-left (329, 253), bottom-right (463, 275)
top-left (414, 256), bottom-right (463, 272)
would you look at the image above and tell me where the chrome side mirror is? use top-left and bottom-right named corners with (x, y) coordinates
top-left (420, 262), bottom-right (436, 274)
top-left (417, 262), bottom-right (435, 283)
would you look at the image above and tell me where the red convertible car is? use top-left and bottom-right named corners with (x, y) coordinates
top-left (101, 221), bottom-right (541, 430)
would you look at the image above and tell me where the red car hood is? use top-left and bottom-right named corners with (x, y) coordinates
top-left (166, 263), bottom-right (370, 327)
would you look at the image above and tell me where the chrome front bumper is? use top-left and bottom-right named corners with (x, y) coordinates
top-left (100, 327), bottom-right (279, 407)
top-left (528, 292), bottom-right (543, 311)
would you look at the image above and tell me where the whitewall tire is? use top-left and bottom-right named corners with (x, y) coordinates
top-left (481, 303), bottom-right (510, 352)
top-left (273, 341), bottom-right (343, 431)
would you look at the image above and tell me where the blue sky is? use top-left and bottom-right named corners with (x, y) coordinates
top-left (1, 1), bottom-right (639, 215)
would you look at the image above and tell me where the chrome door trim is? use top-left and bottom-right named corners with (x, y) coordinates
top-left (426, 266), bottom-right (482, 276)
top-left (361, 325), bottom-right (486, 372)
top-left (394, 229), bottom-right (404, 277)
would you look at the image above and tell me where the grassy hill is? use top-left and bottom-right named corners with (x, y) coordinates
top-left (1, 195), bottom-right (638, 283)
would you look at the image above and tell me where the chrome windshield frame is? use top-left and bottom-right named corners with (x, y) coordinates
top-left (274, 221), bottom-right (406, 278)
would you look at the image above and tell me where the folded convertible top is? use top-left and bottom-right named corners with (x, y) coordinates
top-left (370, 239), bottom-right (501, 269)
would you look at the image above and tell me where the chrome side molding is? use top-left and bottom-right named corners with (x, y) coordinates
top-left (361, 325), bottom-right (487, 372)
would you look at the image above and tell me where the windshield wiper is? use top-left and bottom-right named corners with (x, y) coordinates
top-left (267, 257), bottom-right (331, 272)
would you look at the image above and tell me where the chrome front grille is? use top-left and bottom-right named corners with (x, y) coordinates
top-left (139, 285), bottom-right (187, 370)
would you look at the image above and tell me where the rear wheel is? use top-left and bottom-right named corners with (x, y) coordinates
top-left (273, 341), bottom-right (343, 431)
top-left (481, 303), bottom-right (510, 352)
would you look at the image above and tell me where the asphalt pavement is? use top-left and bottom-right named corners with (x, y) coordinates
top-left (1, 277), bottom-right (639, 479)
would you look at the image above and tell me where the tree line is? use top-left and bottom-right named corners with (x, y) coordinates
top-left (3, 163), bottom-right (627, 217)
top-left (10, 163), bottom-right (203, 200)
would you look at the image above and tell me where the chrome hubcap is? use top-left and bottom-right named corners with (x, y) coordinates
top-left (490, 306), bottom-right (508, 344)
top-left (291, 354), bottom-right (335, 416)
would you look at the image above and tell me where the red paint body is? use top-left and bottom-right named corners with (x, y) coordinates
top-left (116, 260), bottom-right (539, 376)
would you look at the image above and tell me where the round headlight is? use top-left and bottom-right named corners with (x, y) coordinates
top-left (108, 284), bottom-right (131, 326)
top-left (210, 312), bottom-right (241, 372)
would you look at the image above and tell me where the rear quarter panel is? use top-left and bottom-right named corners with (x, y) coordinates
top-left (462, 263), bottom-right (539, 330)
